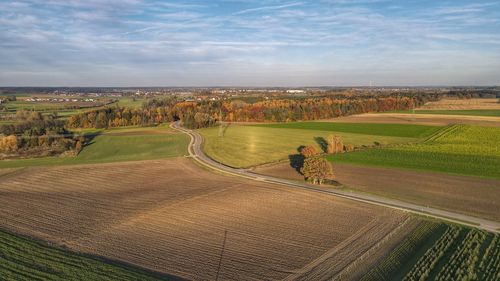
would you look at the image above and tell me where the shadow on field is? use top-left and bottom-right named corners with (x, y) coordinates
top-left (1, 228), bottom-right (187, 281)
top-left (288, 146), bottom-right (305, 175)
top-left (82, 132), bottom-right (102, 149)
top-left (314, 137), bottom-right (328, 153)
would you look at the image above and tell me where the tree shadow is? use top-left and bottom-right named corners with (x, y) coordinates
top-left (288, 146), bottom-right (305, 175)
top-left (314, 137), bottom-right (328, 153)
top-left (218, 122), bottom-right (230, 137)
top-left (81, 131), bottom-right (102, 149)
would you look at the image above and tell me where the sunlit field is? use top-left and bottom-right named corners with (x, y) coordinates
top-left (0, 126), bottom-right (188, 169)
top-left (200, 122), bottom-right (442, 168)
top-left (330, 125), bottom-right (500, 178)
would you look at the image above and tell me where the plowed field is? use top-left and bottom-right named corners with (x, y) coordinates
top-left (0, 158), bottom-right (406, 280)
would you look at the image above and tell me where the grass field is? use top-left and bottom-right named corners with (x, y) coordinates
top-left (0, 229), bottom-right (170, 281)
top-left (0, 158), bottom-right (407, 280)
top-left (385, 109), bottom-right (500, 117)
top-left (364, 221), bottom-right (500, 281)
top-left (115, 97), bottom-right (147, 108)
top-left (253, 122), bottom-right (442, 138)
top-left (0, 126), bottom-right (189, 169)
top-left (200, 123), bottom-right (441, 168)
top-left (330, 124), bottom-right (500, 178)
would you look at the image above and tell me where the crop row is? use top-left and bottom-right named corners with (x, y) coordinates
top-left (403, 226), bottom-right (460, 281)
top-left (479, 234), bottom-right (500, 281)
top-left (360, 221), bottom-right (441, 281)
top-left (435, 230), bottom-right (486, 281)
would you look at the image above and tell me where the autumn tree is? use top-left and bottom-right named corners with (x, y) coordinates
top-left (0, 135), bottom-right (18, 152)
top-left (344, 144), bottom-right (354, 152)
top-left (300, 156), bottom-right (333, 185)
top-left (327, 135), bottom-right (343, 154)
top-left (300, 145), bottom-right (318, 158)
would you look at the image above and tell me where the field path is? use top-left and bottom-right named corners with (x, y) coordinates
top-left (172, 122), bottom-right (500, 233)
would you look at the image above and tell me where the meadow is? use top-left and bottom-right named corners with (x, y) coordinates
top-left (199, 123), bottom-right (441, 168)
top-left (330, 125), bottom-right (500, 178)
top-left (0, 229), bottom-right (170, 281)
top-left (115, 97), bottom-right (147, 108)
top-left (363, 220), bottom-right (500, 281)
top-left (0, 126), bottom-right (189, 169)
top-left (252, 122), bottom-right (442, 138)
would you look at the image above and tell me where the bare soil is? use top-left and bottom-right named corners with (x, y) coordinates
top-left (319, 113), bottom-right (500, 127)
top-left (0, 158), bottom-right (406, 281)
top-left (254, 162), bottom-right (500, 222)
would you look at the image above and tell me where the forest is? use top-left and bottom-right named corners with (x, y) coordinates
top-left (67, 93), bottom-right (439, 129)
top-left (0, 111), bottom-right (83, 159)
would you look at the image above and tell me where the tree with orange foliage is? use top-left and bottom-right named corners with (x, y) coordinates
top-left (327, 135), bottom-right (344, 154)
top-left (300, 145), bottom-right (318, 158)
top-left (0, 135), bottom-right (18, 152)
top-left (301, 156), bottom-right (333, 185)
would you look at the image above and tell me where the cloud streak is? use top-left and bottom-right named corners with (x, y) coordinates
top-left (233, 2), bottom-right (304, 15)
top-left (0, 0), bottom-right (499, 86)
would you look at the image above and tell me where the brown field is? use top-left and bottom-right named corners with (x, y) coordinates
top-left (418, 98), bottom-right (500, 110)
top-left (0, 158), bottom-right (406, 280)
top-left (320, 113), bottom-right (500, 127)
top-left (254, 162), bottom-right (500, 222)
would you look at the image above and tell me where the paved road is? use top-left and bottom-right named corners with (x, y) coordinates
top-left (171, 122), bottom-right (500, 233)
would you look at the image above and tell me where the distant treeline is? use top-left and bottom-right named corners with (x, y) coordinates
top-left (67, 93), bottom-right (439, 129)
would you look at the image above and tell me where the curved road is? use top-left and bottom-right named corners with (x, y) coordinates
top-left (171, 122), bottom-right (500, 234)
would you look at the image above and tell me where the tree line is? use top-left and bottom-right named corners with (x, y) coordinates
top-left (67, 93), bottom-right (438, 129)
top-left (0, 112), bottom-right (83, 158)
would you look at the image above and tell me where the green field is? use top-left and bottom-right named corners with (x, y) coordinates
top-left (253, 122), bottom-right (442, 138)
top-left (0, 126), bottom-right (189, 169)
top-left (330, 125), bottom-right (500, 178)
top-left (199, 123), bottom-right (442, 168)
top-left (2, 100), bottom-right (69, 111)
top-left (383, 109), bottom-right (500, 117)
top-left (362, 220), bottom-right (447, 280)
top-left (115, 97), bottom-right (147, 108)
top-left (364, 220), bottom-right (500, 281)
top-left (0, 229), bottom-right (170, 281)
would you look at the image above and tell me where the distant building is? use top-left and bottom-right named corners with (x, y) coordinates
top-left (286, 89), bottom-right (306, 94)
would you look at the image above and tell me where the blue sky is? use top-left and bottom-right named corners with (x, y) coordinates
top-left (1, 0), bottom-right (499, 86)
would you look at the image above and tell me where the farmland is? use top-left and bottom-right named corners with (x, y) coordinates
top-left (1, 94), bottom-right (500, 280)
top-left (388, 109), bottom-right (500, 117)
top-left (0, 229), bottom-right (171, 281)
top-left (199, 122), bottom-right (440, 168)
top-left (254, 161), bottom-right (500, 222)
top-left (0, 157), bottom-right (407, 280)
top-left (363, 221), bottom-right (500, 281)
top-left (383, 98), bottom-right (500, 117)
top-left (252, 122), bottom-right (442, 138)
top-left (330, 124), bottom-right (500, 179)
top-left (115, 97), bottom-right (147, 108)
top-left (417, 98), bottom-right (500, 110)
top-left (0, 97), bottom-right (112, 113)
top-left (321, 113), bottom-right (500, 127)
top-left (0, 126), bottom-right (188, 169)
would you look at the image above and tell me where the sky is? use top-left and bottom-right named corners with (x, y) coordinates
top-left (0, 0), bottom-right (499, 87)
